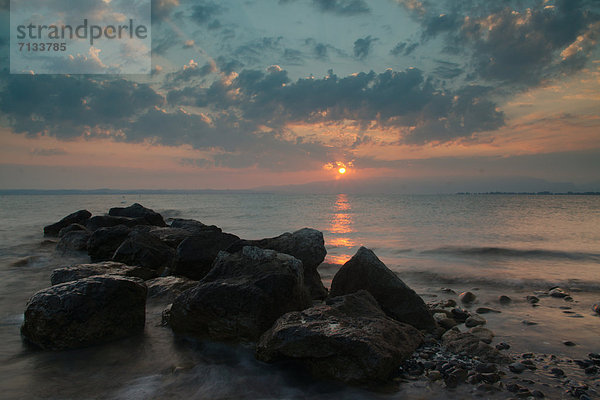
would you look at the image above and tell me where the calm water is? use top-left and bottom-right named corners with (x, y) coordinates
top-left (0, 193), bottom-right (599, 399)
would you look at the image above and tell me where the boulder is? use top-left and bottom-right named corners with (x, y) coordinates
top-left (171, 231), bottom-right (240, 280)
top-left (330, 247), bottom-right (436, 331)
top-left (146, 276), bottom-right (197, 302)
top-left (87, 225), bottom-right (132, 262)
top-left (459, 291), bottom-right (476, 304)
top-left (256, 290), bottom-right (423, 385)
top-left (442, 330), bottom-right (510, 363)
top-left (21, 275), bottom-right (147, 350)
top-left (112, 231), bottom-right (175, 272)
top-left (51, 261), bottom-right (158, 285)
top-left (465, 314), bottom-right (486, 327)
top-left (170, 218), bottom-right (222, 234)
top-left (108, 203), bottom-right (166, 227)
top-left (56, 230), bottom-right (91, 253)
top-left (227, 228), bottom-right (328, 300)
top-left (86, 215), bottom-right (151, 231)
top-left (168, 246), bottom-right (310, 341)
top-left (44, 210), bottom-right (92, 237)
top-left (58, 223), bottom-right (88, 238)
top-left (148, 227), bottom-right (193, 248)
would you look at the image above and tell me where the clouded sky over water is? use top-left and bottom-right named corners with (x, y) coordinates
top-left (0, 0), bottom-right (599, 191)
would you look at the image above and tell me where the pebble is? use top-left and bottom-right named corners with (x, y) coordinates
top-left (444, 299), bottom-right (457, 307)
top-left (532, 389), bottom-right (545, 398)
top-left (440, 288), bottom-right (456, 294)
top-left (459, 291), bottom-right (476, 304)
top-left (475, 363), bottom-right (497, 373)
top-left (427, 370), bottom-right (441, 381)
top-left (496, 342), bottom-right (510, 350)
top-left (527, 295), bottom-right (540, 304)
top-left (451, 308), bottom-right (470, 322)
top-left (522, 320), bottom-right (538, 325)
top-left (498, 295), bottom-right (512, 305)
top-left (465, 314), bottom-right (486, 327)
top-left (563, 341), bottom-right (576, 346)
top-left (585, 366), bottom-right (598, 375)
top-left (509, 363), bottom-right (527, 373)
top-left (563, 296), bottom-right (573, 302)
top-left (476, 307), bottom-right (501, 314)
top-left (550, 367), bottom-right (565, 377)
top-left (549, 287), bottom-right (569, 298)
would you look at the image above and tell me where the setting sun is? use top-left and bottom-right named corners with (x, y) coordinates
top-left (338, 167), bottom-right (346, 174)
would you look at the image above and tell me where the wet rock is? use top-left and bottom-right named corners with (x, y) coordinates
top-left (56, 230), bottom-right (91, 253)
top-left (585, 366), bottom-right (598, 375)
top-left (87, 225), bottom-right (132, 262)
top-left (228, 228), bottom-right (328, 300)
top-left (442, 330), bottom-right (509, 363)
top-left (169, 246), bottom-right (310, 341)
top-left (86, 215), bottom-right (151, 231)
top-left (256, 290), bottom-right (423, 385)
top-left (549, 287), bottom-right (569, 298)
top-left (465, 314), bottom-right (486, 327)
top-left (21, 275), bottom-right (147, 350)
top-left (509, 362), bottom-right (527, 373)
top-left (527, 295), bottom-right (540, 304)
top-left (170, 218), bottom-right (222, 234)
top-left (475, 363), bottom-right (497, 373)
top-left (563, 341), bottom-right (576, 346)
top-left (563, 296), bottom-right (573, 302)
top-left (522, 320), bottom-right (538, 326)
top-left (428, 370), bottom-right (442, 381)
top-left (550, 367), bottom-right (565, 377)
top-left (171, 231), bottom-right (240, 280)
top-left (112, 231), bottom-right (175, 272)
top-left (51, 261), bottom-right (157, 285)
top-left (438, 318), bottom-right (458, 330)
top-left (459, 291), bottom-right (476, 304)
top-left (532, 389), bottom-right (545, 398)
top-left (440, 288), bottom-right (456, 294)
top-left (108, 203), bottom-right (166, 227)
top-left (469, 327), bottom-right (494, 344)
top-left (330, 247), bottom-right (435, 331)
top-left (146, 276), bottom-right (197, 302)
top-left (58, 223), bottom-right (88, 238)
top-left (44, 210), bottom-right (92, 237)
top-left (451, 308), bottom-right (470, 322)
top-left (496, 342), bottom-right (510, 350)
top-left (148, 227), bottom-right (194, 248)
top-left (498, 295), bottom-right (512, 305)
top-left (476, 307), bottom-right (501, 314)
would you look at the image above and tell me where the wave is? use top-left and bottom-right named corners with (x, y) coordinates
top-left (422, 246), bottom-right (600, 262)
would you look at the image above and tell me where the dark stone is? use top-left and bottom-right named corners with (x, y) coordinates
top-left (465, 315), bottom-right (486, 327)
top-left (146, 276), bottom-right (197, 302)
top-left (451, 308), bottom-right (470, 322)
top-left (112, 231), bottom-right (176, 272)
top-left (330, 247), bottom-right (435, 331)
top-left (476, 307), bottom-right (501, 314)
top-left (468, 327), bottom-right (494, 344)
top-left (509, 362), bottom-right (527, 373)
top-left (227, 228), bottom-right (328, 300)
top-left (475, 363), bottom-right (497, 373)
top-left (56, 230), bottom-right (91, 253)
top-left (495, 342), bottom-right (510, 350)
top-left (21, 275), bottom-right (146, 350)
top-left (169, 246), bottom-right (311, 341)
top-left (550, 367), bottom-right (565, 376)
top-left (585, 366), bottom-right (598, 375)
top-left (459, 291), bottom-right (476, 304)
top-left (44, 210), bottom-right (92, 237)
top-left (563, 341), bottom-right (576, 346)
top-left (442, 330), bottom-right (510, 363)
top-left (58, 223), bottom-right (88, 238)
top-left (86, 215), bottom-right (151, 231)
top-left (527, 295), bottom-right (540, 304)
top-left (548, 287), bottom-right (569, 298)
top-left (170, 218), bottom-right (222, 233)
top-left (148, 227), bottom-right (193, 248)
top-left (171, 231), bottom-right (240, 280)
top-left (256, 290), bottom-right (423, 385)
top-left (87, 225), bottom-right (132, 262)
top-left (532, 390), bottom-right (545, 398)
top-left (51, 261), bottom-right (157, 285)
top-left (498, 295), bottom-right (512, 304)
top-left (108, 203), bottom-right (166, 227)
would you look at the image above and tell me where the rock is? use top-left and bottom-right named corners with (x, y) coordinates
top-left (146, 276), bottom-right (197, 301)
top-left (476, 307), bottom-right (501, 314)
top-left (228, 228), bottom-right (328, 300)
top-left (527, 295), bottom-right (539, 304)
top-left (442, 330), bottom-right (509, 363)
top-left (108, 203), bottom-right (166, 227)
top-left (563, 296), bottom-right (573, 302)
top-left (549, 287), bottom-right (569, 298)
top-left (465, 314), bottom-right (486, 327)
top-left (522, 320), bottom-right (538, 326)
top-left (56, 230), bottom-right (91, 253)
top-left (171, 231), bottom-right (240, 280)
top-left (86, 215), bottom-right (151, 231)
top-left (585, 366), bottom-right (598, 375)
top-left (438, 318), bottom-right (458, 330)
top-left (592, 304), bottom-right (600, 314)
top-left (475, 363), bottom-right (497, 373)
top-left (498, 295), bottom-right (512, 304)
top-left (459, 291), bottom-right (477, 304)
top-left (330, 247), bottom-right (435, 331)
top-left (451, 308), bottom-right (470, 322)
top-left (112, 231), bottom-right (175, 272)
top-left (58, 223), bottom-right (88, 238)
top-left (44, 210), bottom-right (92, 237)
top-left (428, 370), bottom-right (442, 381)
top-left (87, 225), bottom-right (132, 262)
top-left (532, 390), bottom-right (545, 398)
top-left (256, 290), bottom-right (423, 385)
top-left (148, 227), bottom-right (193, 248)
top-left (51, 261), bottom-right (157, 285)
top-left (469, 327), bottom-right (494, 344)
top-left (168, 246), bottom-right (310, 341)
top-left (170, 218), bottom-right (222, 233)
top-left (550, 367), bottom-right (565, 376)
top-left (21, 275), bottom-right (147, 350)
top-left (496, 342), bottom-right (510, 350)
top-left (563, 341), bottom-right (576, 346)
top-left (509, 362), bottom-right (527, 373)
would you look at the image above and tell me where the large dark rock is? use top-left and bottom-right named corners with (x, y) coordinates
top-left (171, 231), bottom-right (240, 280)
top-left (227, 228), bottom-right (328, 300)
top-left (146, 276), bottom-right (197, 302)
top-left (86, 215), bottom-right (151, 232)
top-left (21, 275), bottom-right (147, 350)
top-left (112, 231), bottom-right (175, 272)
top-left (51, 261), bottom-right (158, 285)
top-left (58, 223), bottom-right (88, 238)
top-left (108, 203), bottom-right (166, 227)
top-left (330, 247), bottom-right (436, 331)
top-left (442, 330), bottom-right (510, 363)
top-left (56, 230), bottom-right (91, 253)
top-left (87, 225), bottom-right (132, 262)
top-left (44, 210), bottom-right (92, 237)
top-left (168, 246), bottom-right (311, 341)
top-left (256, 290), bottom-right (423, 385)
top-left (170, 218), bottom-right (222, 234)
top-left (148, 227), bottom-right (194, 248)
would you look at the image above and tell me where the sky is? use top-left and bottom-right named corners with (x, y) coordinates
top-left (0, 0), bottom-right (599, 191)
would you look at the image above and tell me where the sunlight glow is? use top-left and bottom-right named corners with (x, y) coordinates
top-left (338, 167), bottom-right (346, 174)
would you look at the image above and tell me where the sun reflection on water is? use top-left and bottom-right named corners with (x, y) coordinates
top-left (326, 194), bottom-right (356, 264)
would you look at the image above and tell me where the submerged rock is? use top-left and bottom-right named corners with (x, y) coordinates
top-left (171, 231), bottom-right (240, 280)
top-left (58, 223), bottom-right (88, 238)
top-left (56, 230), bottom-right (91, 253)
top-left (146, 276), bottom-right (197, 301)
top-left (44, 210), bottom-right (92, 237)
top-left (330, 247), bottom-right (435, 331)
top-left (256, 290), bottom-right (423, 385)
top-left (168, 246), bottom-right (311, 341)
top-left (465, 314), bottom-right (487, 328)
top-left (459, 291), bottom-right (477, 304)
top-left (51, 261), bottom-right (157, 285)
top-left (112, 231), bottom-right (175, 272)
top-left (549, 287), bottom-right (569, 298)
top-left (108, 203), bottom-right (166, 227)
top-left (87, 225), bottom-right (131, 262)
top-left (227, 228), bottom-right (328, 300)
top-left (442, 330), bottom-right (510, 363)
top-left (21, 275), bottom-right (147, 350)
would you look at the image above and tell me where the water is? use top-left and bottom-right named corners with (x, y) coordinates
top-left (0, 193), bottom-right (599, 399)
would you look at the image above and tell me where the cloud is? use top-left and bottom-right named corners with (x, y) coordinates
top-left (433, 60), bottom-right (463, 79)
top-left (353, 35), bottom-right (377, 59)
top-left (280, 0), bottom-right (370, 15)
top-left (190, 1), bottom-right (224, 25)
top-left (30, 148), bottom-right (68, 156)
top-left (390, 41), bottom-right (418, 56)
top-left (151, 0), bottom-right (179, 22)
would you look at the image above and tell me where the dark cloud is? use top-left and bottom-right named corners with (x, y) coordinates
top-left (235, 37), bottom-right (283, 65)
top-left (165, 61), bottom-right (217, 86)
top-left (433, 60), bottom-right (463, 79)
top-left (390, 41), bottom-right (418, 56)
top-left (151, 0), bottom-right (179, 22)
top-left (353, 35), bottom-right (377, 59)
top-left (190, 1), bottom-right (224, 25)
top-left (283, 48), bottom-right (304, 64)
top-left (311, 0), bottom-right (370, 15)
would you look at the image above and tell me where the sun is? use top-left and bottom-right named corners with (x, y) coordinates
top-left (338, 167), bottom-right (346, 175)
